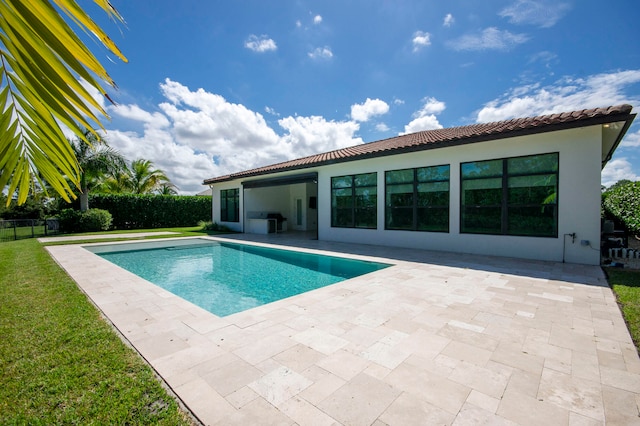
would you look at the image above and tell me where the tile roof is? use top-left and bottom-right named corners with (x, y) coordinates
top-left (203, 104), bottom-right (635, 184)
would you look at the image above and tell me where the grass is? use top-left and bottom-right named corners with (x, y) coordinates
top-left (0, 224), bottom-right (52, 241)
top-left (42, 226), bottom-right (221, 246)
top-left (0, 233), bottom-right (203, 424)
top-left (604, 267), bottom-right (640, 353)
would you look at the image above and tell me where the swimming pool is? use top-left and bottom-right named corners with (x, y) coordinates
top-left (87, 239), bottom-right (390, 316)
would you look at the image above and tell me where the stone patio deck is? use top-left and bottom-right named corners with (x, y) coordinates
top-left (46, 235), bottom-right (640, 425)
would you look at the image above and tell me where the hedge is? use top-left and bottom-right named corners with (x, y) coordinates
top-left (87, 194), bottom-right (212, 229)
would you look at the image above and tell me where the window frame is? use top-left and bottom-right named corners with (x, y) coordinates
top-left (460, 152), bottom-right (559, 238)
top-left (330, 172), bottom-right (377, 229)
top-left (220, 188), bottom-right (239, 222)
top-left (384, 164), bottom-right (450, 232)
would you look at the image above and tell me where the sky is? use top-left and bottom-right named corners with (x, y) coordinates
top-left (84, 0), bottom-right (640, 194)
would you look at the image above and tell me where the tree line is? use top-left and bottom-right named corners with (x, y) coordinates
top-left (1, 131), bottom-right (177, 220)
top-left (72, 130), bottom-right (177, 211)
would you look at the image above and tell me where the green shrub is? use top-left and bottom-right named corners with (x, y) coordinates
top-left (198, 220), bottom-right (230, 232)
top-left (0, 195), bottom-right (47, 220)
top-left (57, 209), bottom-right (82, 233)
top-left (79, 209), bottom-right (112, 231)
top-left (57, 208), bottom-right (112, 233)
top-left (603, 181), bottom-right (640, 234)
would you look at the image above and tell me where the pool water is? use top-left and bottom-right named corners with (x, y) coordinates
top-left (92, 240), bottom-right (390, 316)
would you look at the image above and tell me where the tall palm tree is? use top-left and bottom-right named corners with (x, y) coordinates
top-left (157, 183), bottom-right (179, 196)
top-left (0, 0), bottom-right (127, 205)
top-left (71, 130), bottom-right (126, 211)
top-left (95, 171), bottom-right (131, 194)
top-left (127, 159), bottom-right (172, 194)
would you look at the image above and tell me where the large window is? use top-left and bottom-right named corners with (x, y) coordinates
top-left (385, 165), bottom-right (450, 232)
top-left (220, 188), bottom-right (239, 222)
top-left (461, 153), bottom-right (558, 237)
top-left (331, 173), bottom-right (377, 228)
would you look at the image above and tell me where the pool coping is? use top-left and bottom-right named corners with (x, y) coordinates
top-left (46, 236), bottom-right (640, 425)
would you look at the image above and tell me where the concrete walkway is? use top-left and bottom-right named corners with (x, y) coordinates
top-left (38, 231), bottom-right (178, 243)
top-left (46, 236), bottom-right (640, 425)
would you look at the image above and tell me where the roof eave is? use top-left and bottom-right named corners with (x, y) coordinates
top-left (203, 106), bottom-right (636, 186)
top-left (601, 113), bottom-right (637, 169)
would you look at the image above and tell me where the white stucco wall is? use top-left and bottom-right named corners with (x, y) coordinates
top-left (210, 182), bottom-right (243, 232)
top-left (211, 125), bottom-right (605, 264)
top-left (245, 186), bottom-right (290, 218)
top-left (289, 183), bottom-right (318, 231)
top-left (317, 125), bottom-right (603, 264)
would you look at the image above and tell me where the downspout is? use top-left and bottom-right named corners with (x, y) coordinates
top-left (242, 185), bottom-right (246, 234)
top-left (314, 179), bottom-right (319, 240)
top-left (563, 232), bottom-right (576, 263)
top-left (208, 184), bottom-right (214, 223)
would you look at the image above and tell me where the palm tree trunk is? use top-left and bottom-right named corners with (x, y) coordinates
top-left (80, 191), bottom-right (89, 212)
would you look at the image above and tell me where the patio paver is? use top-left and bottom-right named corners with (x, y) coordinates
top-left (45, 235), bottom-right (640, 425)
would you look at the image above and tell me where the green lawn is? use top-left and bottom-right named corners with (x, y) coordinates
top-left (0, 223), bottom-right (53, 241)
top-left (604, 267), bottom-right (640, 353)
top-left (0, 232), bottom-right (205, 424)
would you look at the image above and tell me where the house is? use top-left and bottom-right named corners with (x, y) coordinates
top-left (203, 104), bottom-right (636, 265)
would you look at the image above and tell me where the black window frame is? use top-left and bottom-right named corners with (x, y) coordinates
top-left (460, 152), bottom-right (559, 237)
top-left (330, 172), bottom-right (377, 229)
top-left (220, 188), bottom-right (239, 222)
top-left (385, 164), bottom-right (450, 232)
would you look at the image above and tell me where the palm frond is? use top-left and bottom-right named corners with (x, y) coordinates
top-left (0, 0), bottom-right (127, 205)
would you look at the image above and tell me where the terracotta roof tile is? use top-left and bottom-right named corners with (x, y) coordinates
top-left (204, 104), bottom-right (634, 184)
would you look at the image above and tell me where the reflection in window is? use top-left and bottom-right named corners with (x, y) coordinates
top-left (220, 188), bottom-right (239, 222)
top-left (461, 153), bottom-right (558, 237)
top-left (385, 165), bottom-right (450, 232)
top-left (331, 173), bottom-right (377, 228)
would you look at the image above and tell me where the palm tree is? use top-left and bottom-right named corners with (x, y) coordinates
top-left (156, 183), bottom-right (179, 196)
top-left (95, 171), bottom-right (132, 195)
top-left (0, 0), bottom-right (127, 205)
top-left (71, 130), bottom-right (127, 211)
top-left (127, 159), bottom-right (172, 195)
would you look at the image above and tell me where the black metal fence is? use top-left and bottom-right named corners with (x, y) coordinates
top-left (0, 219), bottom-right (60, 242)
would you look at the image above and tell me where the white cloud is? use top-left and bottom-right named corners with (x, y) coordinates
top-left (402, 115), bottom-right (442, 134)
top-left (602, 158), bottom-right (639, 187)
top-left (376, 123), bottom-right (390, 132)
top-left (313, 15), bottom-right (322, 24)
top-left (401, 97), bottom-right (446, 134)
top-left (103, 79), bottom-right (365, 194)
top-left (412, 31), bottom-right (431, 52)
top-left (296, 20), bottom-right (302, 28)
top-left (419, 97), bottom-right (446, 115)
top-left (278, 116), bottom-right (362, 157)
top-left (350, 98), bottom-right (390, 122)
top-left (393, 98), bottom-right (405, 105)
top-left (447, 27), bottom-right (529, 51)
top-left (308, 46), bottom-right (333, 60)
top-left (244, 34), bottom-right (277, 52)
top-left (476, 70), bottom-right (640, 122)
top-left (621, 129), bottom-right (640, 148)
top-left (528, 50), bottom-right (558, 65)
top-left (443, 13), bottom-right (454, 27)
top-left (111, 104), bottom-right (170, 128)
top-left (500, 0), bottom-right (571, 28)
top-left (264, 106), bottom-right (279, 116)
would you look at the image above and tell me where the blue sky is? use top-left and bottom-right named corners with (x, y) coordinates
top-left (87, 0), bottom-right (640, 193)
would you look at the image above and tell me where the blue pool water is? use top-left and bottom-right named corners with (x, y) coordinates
top-left (92, 240), bottom-right (390, 316)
